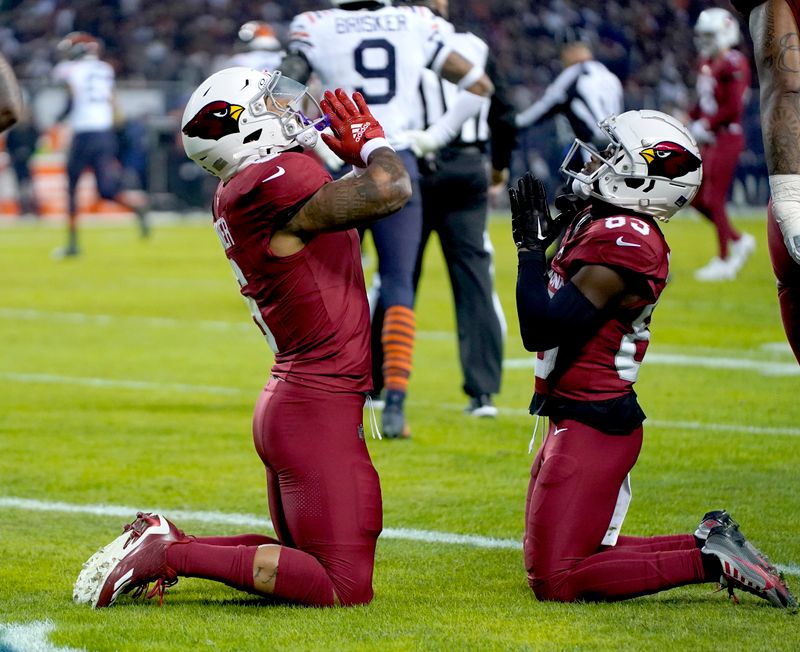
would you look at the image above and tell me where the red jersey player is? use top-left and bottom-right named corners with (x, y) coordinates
top-left (689, 8), bottom-right (756, 281)
top-left (73, 68), bottom-right (411, 608)
top-left (513, 110), bottom-right (795, 609)
top-left (730, 0), bottom-right (800, 364)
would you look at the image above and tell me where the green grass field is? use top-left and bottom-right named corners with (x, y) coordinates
top-left (1, 210), bottom-right (798, 651)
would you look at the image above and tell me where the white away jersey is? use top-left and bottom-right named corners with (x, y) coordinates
top-left (289, 5), bottom-right (450, 149)
top-left (52, 57), bottom-right (115, 133)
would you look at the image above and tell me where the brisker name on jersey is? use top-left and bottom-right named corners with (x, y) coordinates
top-left (335, 14), bottom-right (409, 34)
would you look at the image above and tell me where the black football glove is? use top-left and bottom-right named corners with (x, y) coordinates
top-left (509, 173), bottom-right (565, 251)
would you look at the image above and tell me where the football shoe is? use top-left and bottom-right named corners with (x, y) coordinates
top-left (694, 509), bottom-right (739, 540)
top-left (702, 525), bottom-right (797, 610)
top-left (382, 389), bottom-right (410, 439)
top-left (74, 512), bottom-right (187, 608)
top-left (464, 394), bottom-right (498, 418)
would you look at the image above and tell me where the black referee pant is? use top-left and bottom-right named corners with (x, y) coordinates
top-left (415, 145), bottom-right (504, 399)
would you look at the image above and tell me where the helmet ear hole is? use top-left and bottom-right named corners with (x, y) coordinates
top-left (624, 178), bottom-right (645, 189)
top-left (243, 129), bottom-right (263, 144)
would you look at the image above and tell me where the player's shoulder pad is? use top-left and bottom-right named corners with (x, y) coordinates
top-left (226, 151), bottom-right (331, 217)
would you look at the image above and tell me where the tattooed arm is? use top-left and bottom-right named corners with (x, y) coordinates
top-left (269, 148), bottom-right (411, 255)
top-left (751, 0), bottom-right (800, 174)
top-left (750, 0), bottom-right (800, 262)
top-left (290, 148), bottom-right (411, 234)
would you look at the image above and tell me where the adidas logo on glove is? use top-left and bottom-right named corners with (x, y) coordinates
top-left (351, 122), bottom-right (371, 142)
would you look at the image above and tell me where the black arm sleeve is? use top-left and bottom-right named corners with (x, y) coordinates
top-left (516, 249), bottom-right (601, 352)
top-left (485, 55), bottom-right (518, 172)
top-left (278, 52), bottom-right (313, 85)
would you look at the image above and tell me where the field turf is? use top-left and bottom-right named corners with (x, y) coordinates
top-left (0, 210), bottom-right (798, 651)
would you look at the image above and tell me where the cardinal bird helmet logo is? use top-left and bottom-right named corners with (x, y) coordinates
top-left (639, 141), bottom-right (701, 180)
top-left (182, 101), bottom-right (245, 141)
top-left (559, 110), bottom-right (703, 222)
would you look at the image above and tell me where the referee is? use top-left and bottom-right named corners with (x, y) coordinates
top-left (409, 2), bottom-right (517, 417)
top-left (516, 40), bottom-right (624, 155)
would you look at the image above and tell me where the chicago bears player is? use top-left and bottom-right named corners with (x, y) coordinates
top-left (281, 0), bottom-right (493, 437)
top-left (227, 21), bottom-right (285, 72)
top-left (52, 32), bottom-right (150, 257)
top-left (689, 8), bottom-right (756, 281)
top-left (729, 0), bottom-right (800, 363)
top-left (72, 68), bottom-right (411, 609)
top-left (513, 110), bottom-right (796, 609)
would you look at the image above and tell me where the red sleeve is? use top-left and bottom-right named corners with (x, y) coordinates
top-left (566, 215), bottom-right (669, 300)
top-left (706, 53), bottom-right (750, 132)
top-left (221, 151), bottom-right (332, 238)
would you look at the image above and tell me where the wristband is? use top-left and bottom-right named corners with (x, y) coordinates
top-left (360, 137), bottom-right (394, 166)
top-left (770, 174), bottom-right (800, 201)
top-left (457, 64), bottom-right (485, 90)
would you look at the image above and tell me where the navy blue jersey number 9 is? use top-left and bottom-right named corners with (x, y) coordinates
top-left (354, 38), bottom-right (396, 104)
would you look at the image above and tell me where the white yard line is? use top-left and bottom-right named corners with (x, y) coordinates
top-left (3, 372), bottom-right (800, 437)
top-left (0, 496), bottom-right (795, 576)
top-left (504, 353), bottom-right (800, 376)
top-left (0, 307), bottom-right (454, 339)
top-left (0, 620), bottom-right (84, 652)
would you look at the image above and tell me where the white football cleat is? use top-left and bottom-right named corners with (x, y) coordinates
top-left (694, 256), bottom-right (736, 282)
top-left (728, 232), bottom-right (756, 272)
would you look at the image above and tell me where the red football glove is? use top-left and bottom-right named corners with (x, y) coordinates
top-left (320, 89), bottom-right (391, 168)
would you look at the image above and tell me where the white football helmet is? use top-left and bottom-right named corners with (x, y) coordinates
top-left (330, 0), bottom-right (392, 6)
top-left (560, 110), bottom-right (703, 222)
top-left (238, 21), bottom-right (281, 51)
top-left (57, 32), bottom-right (101, 60)
top-left (181, 67), bottom-right (327, 181)
top-left (694, 8), bottom-right (740, 58)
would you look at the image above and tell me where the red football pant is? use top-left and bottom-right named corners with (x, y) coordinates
top-left (691, 131), bottom-right (744, 258)
top-left (768, 201), bottom-right (800, 363)
top-left (524, 419), bottom-right (707, 602)
top-left (253, 377), bottom-right (382, 606)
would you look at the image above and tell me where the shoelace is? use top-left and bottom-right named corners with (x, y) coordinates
top-left (129, 576), bottom-right (178, 607)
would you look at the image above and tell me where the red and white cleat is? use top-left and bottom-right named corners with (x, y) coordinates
top-left (73, 512), bottom-right (187, 608)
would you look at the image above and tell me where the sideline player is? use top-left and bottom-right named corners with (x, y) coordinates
top-left (730, 0), bottom-right (800, 362)
top-left (689, 8), bottom-right (756, 281)
top-left (52, 32), bottom-right (149, 257)
top-left (227, 21), bottom-right (285, 72)
top-left (513, 109), bottom-right (795, 608)
top-left (73, 69), bottom-right (411, 608)
top-left (281, 0), bottom-right (493, 437)
top-left (0, 52), bottom-right (22, 133)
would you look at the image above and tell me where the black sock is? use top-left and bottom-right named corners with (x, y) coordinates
top-left (701, 550), bottom-right (722, 581)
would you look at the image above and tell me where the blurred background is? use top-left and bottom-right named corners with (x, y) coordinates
top-left (0, 0), bottom-right (766, 218)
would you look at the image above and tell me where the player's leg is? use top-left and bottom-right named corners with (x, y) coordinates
top-left (525, 419), bottom-right (709, 602)
top-left (768, 201), bottom-right (800, 362)
top-left (693, 133), bottom-right (753, 280)
top-left (370, 149), bottom-right (422, 438)
top-left (431, 151), bottom-right (503, 413)
top-left (257, 380), bottom-right (382, 605)
top-left (94, 129), bottom-right (150, 238)
top-left (59, 134), bottom-right (89, 256)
